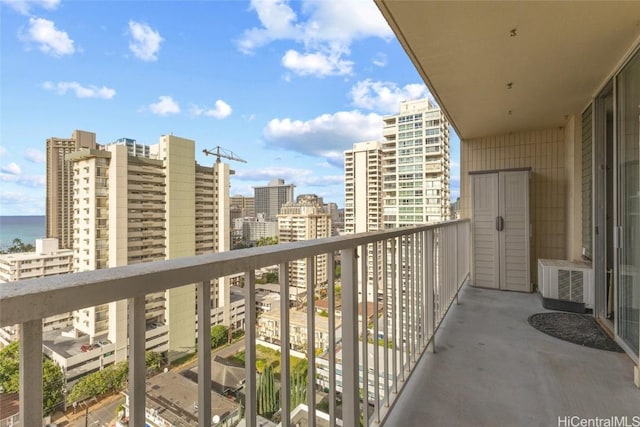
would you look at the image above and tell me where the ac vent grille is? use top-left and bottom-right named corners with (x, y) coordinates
top-left (558, 270), bottom-right (571, 300)
top-left (539, 260), bottom-right (593, 309)
top-left (571, 270), bottom-right (584, 302)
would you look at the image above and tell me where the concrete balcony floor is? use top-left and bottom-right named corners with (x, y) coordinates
top-left (385, 285), bottom-right (640, 426)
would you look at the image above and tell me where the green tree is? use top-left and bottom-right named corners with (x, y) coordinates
top-left (264, 272), bottom-right (278, 283)
top-left (257, 364), bottom-right (277, 418)
top-left (290, 358), bottom-right (307, 409)
top-left (257, 236), bottom-right (278, 247)
top-left (145, 351), bottom-right (163, 372)
top-left (0, 342), bottom-right (64, 416)
top-left (0, 238), bottom-right (35, 254)
top-left (67, 361), bottom-right (128, 404)
top-left (211, 325), bottom-right (229, 348)
top-left (334, 284), bottom-right (342, 301)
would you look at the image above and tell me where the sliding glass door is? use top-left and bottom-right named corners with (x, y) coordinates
top-left (616, 49), bottom-right (640, 357)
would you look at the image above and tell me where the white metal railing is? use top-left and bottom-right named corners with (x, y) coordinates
top-left (0, 219), bottom-right (469, 427)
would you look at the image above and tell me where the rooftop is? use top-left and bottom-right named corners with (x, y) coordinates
top-left (42, 329), bottom-right (98, 358)
top-left (260, 307), bottom-right (341, 331)
top-left (141, 371), bottom-right (238, 426)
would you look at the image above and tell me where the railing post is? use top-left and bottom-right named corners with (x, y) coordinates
top-left (409, 235), bottom-right (416, 364)
top-left (197, 281), bottom-right (212, 427)
top-left (372, 241), bottom-right (380, 423)
top-left (382, 240), bottom-right (390, 408)
top-left (326, 253), bottom-right (337, 427)
top-left (398, 236), bottom-right (405, 382)
top-left (280, 262), bottom-right (291, 427)
top-left (391, 237), bottom-right (398, 394)
top-left (456, 224), bottom-right (460, 304)
top-left (20, 320), bottom-right (43, 427)
top-left (426, 230), bottom-right (436, 354)
top-left (401, 236), bottom-right (407, 380)
top-left (341, 247), bottom-right (360, 427)
top-left (306, 257), bottom-right (316, 427)
top-left (244, 270), bottom-right (257, 427)
top-left (360, 244), bottom-right (369, 427)
top-left (128, 295), bottom-right (146, 426)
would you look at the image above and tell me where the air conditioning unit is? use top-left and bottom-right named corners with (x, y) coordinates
top-left (538, 259), bottom-right (594, 311)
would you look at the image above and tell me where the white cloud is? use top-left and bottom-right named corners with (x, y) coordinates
top-left (191, 100), bottom-right (233, 119)
top-left (128, 20), bottom-right (163, 61)
top-left (42, 81), bottom-right (116, 99)
top-left (239, 0), bottom-right (391, 53)
top-left (25, 148), bottom-right (45, 163)
top-left (237, 0), bottom-right (301, 54)
top-left (0, 173), bottom-right (45, 187)
top-left (1, 0), bottom-right (59, 15)
top-left (282, 49), bottom-right (352, 77)
top-left (1, 163), bottom-right (22, 175)
top-left (21, 17), bottom-right (75, 57)
top-left (350, 79), bottom-right (431, 114)
top-left (238, 0), bottom-right (392, 77)
top-left (148, 96), bottom-right (180, 116)
top-left (263, 110), bottom-right (382, 166)
top-left (372, 52), bottom-right (387, 67)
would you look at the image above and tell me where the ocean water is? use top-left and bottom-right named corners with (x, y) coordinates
top-left (0, 216), bottom-right (46, 251)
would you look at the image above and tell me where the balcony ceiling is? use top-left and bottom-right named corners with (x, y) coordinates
top-left (375, 1), bottom-right (640, 139)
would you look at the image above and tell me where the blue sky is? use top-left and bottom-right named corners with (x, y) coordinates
top-left (0, 0), bottom-right (460, 216)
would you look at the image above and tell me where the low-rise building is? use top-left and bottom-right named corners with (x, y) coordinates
top-left (257, 308), bottom-right (341, 353)
top-left (0, 238), bottom-right (73, 345)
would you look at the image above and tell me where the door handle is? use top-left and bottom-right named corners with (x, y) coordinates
top-left (496, 216), bottom-right (504, 231)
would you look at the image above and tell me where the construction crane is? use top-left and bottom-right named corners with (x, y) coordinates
top-left (202, 146), bottom-right (247, 164)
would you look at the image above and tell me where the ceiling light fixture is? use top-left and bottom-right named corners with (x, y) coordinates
top-left (506, 82), bottom-right (513, 89)
top-left (510, 28), bottom-right (517, 37)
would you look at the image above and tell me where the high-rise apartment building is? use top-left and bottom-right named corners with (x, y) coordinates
top-left (254, 179), bottom-right (295, 220)
top-left (46, 130), bottom-right (97, 249)
top-left (381, 99), bottom-right (450, 228)
top-left (230, 195), bottom-right (256, 245)
top-left (344, 141), bottom-right (383, 235)
top-left (278, 195), bottom-right (331, 288)
top-left (68, 134), bottom-right (231, 362)
top-left (344, 141), bottom-right (384, 301)
top-left (230, 195), bottom-right (255, 218)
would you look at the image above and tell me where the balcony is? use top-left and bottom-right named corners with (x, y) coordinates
top-left (0, 220), bottom-right (470, 426)
top-left (385, 285), bottom-right (639, 425)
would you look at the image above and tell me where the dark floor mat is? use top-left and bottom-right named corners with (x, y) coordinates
top-left (528, 312), bottom-right (623, 352)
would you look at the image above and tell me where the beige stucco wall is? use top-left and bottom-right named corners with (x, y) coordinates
top-left (162, 135), bottom-right (197, 361)
top-left (564, 114), bottom-right (584, 261)
top-left (460, 128), bottom-right (568, 286)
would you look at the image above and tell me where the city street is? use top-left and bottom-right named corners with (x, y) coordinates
top-left (52, 394), bottom-right (124, 427)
